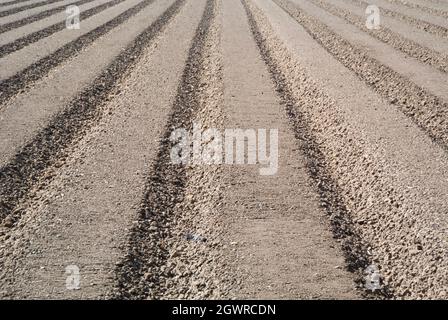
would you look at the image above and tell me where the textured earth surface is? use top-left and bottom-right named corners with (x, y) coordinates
top-left (0, 0), bottom-right (447, 300)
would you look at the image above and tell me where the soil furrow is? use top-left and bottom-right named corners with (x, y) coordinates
top-left (309, 0), bottom-right (448, 73)
top-left (0, 0), bottom-right (156, 105)
top-left (0, 0), bottom-right (39, 10)
top-left (0, 0), bottom-right (34, 7)
top-left (0, 0), bottom-right (144, 81)
top-left (0, 0), bottom-right (185, 224)
top-left (289, 0), bottom-right (448, 104)
top-left (215, 0), bottom-right (359, 299)
top-left (0, 0), bottom-right (200, 299)
top-left (0, 0), bottom-right (65, 17)
top-left (343, 0), bottom-right (448, 39)
top-left (0, 0), bottom-right (124, 58)
top-left (327, 0), bottom-right (448, 56)
top-left (0, 0), bottom-right (111, 45)
top-left (253, 0), bottom-right (448, 299)
top-left (0, 0), bottom-right (446, 302)
top-left (365, 0), bottom-right (448, 26)
top-left (385, 0), bottom-right (448, 18)
top-left (0, 0), bottom-right (95, 34)
top-left (275, 0), bottom-right (448, 152)
top-left (0, 0), bottom-right (173, 173)
top-left (241, 0), bottom-right (376, 298)
top-left (112, 0), bottom-right (232, 300)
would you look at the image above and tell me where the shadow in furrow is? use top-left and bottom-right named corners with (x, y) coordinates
top-left (275, 0), bottom-right (448, 153)
top-left (0, 0), bottom-right (67, 18)
top-left (0, 0), bottom-right (125, 58)
top-left (0, 0), bottom-right (157, 105)
top-left (112, 0), bottom-right (217, 300)
top-left (0, 0), bottom-right (186, 224)
top-left (0, 0), bottom-right (96, 34)
top-left (242, 0), bottom-right (392, 299)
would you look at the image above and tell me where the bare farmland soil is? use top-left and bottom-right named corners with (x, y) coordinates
top-left (0, 0), bottom-right (447, 300)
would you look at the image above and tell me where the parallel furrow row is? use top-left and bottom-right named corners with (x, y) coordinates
top-left (0, 0), bottom-right (156, 105)
top-left (385, 0), bottom-right (448, 19)
top-left (0, 0), bottom-right (33, 7)
top-left (344, 0), bottom-right (448, 39)
top-left (112, 0), bottom-right (228, 300)
top-left (249, 0), bottom-right (448, 299)
top-left (0, 0), bottom-right (65, 17)
top-left (242, 0), bottom-right (383, 298)
top-left (0, 0), bottom-right (95, 34)
top-left (309, 0), bottom-right (448, 73)
top-left (0, 0), bottom-right (125, 58)
top-left (275, 0), bottom-right (448, 152)
top-left (0, 0), bottom-right (186, 222)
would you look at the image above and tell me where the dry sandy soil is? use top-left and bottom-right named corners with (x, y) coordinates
top-left (0, 0), bottom-right (447, 300)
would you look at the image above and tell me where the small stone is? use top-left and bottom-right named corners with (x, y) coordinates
top-left (3, 217), bottom-right (14, 228)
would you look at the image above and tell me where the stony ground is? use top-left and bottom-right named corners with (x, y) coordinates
top-left (0, 0), bottom-right (447, 300)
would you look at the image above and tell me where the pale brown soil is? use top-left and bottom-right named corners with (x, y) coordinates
top-left (0, 0), bottom-right (447, 300)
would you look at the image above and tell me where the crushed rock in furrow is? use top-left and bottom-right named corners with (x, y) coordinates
top-left (0, 0), bottom-right (176, 169)
top-left (219, 0), bottom-right (359, 299)
top-left (112, 0), bottom-right (234, 300)
top-left (385, 0), bottom-right (448, 18)
top-left (0, 0), bottom-right (45, 11)
top-left (327, 0), bottom-right (448, 56)
top-left (371, 0), bottom-right (448, 23)
top-left (0, 0), bottom-right (110, 46)
top-left (0, 0), bottom-right (198, 299)
top-left (0, 0), bottom-right (125, 58)
top-left (0, 0), bottom-right (65, 17)
top-left (251, 0), bottom-right (448, 299)
top-left (309, 0), bottom-right (448, 73)
top-left (289, 0), bottom-right (448, 110)
top-left (275, 0), bottom-right (448, 153)
top-left (0, 0), bottom-right (155, 105)
top-left (343, 0), bottom-right (448, 39)
top-left (0, 0), bottom-right (33, 9)
top-left (0, 0), bottom-right (96, 34)
top-left (0, 0), bottom-right (186, 224)
top-left (0, 0), bottom-right (75, 27)
top-left (0, 0), bottom-right (33, 7)
top-left (243, 0), bottom-right (379, 298)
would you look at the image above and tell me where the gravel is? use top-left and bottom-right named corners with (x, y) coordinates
top-left (0, 0), bottom-right (126, 58)
top-left (0, 0), bottom-right (186, 222)
top-left (1, 0), bottom-right (447, 300)
top-left (308, 0), bottom-right (448, 73)
top-left (113, 0), bottom-right (235, 299)
top-left (248, 0), bottom-right (448, 299)
top-left (0, 0), bottom-right (33, 7)
top-left (0, 0), bottom-right (157, 105)
top-left (345, 0), bottom-right (448, 39)
top-left (384, 0), bottom-right (448, 19)
top-left (0, 0), bottom-right (67, 18)
top-left (0, 0), bottom-right (96, 34)
top-left (276, 0), bottom-right (448, 152)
